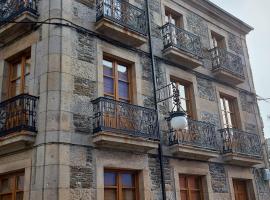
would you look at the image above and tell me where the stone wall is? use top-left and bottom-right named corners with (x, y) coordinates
top-left (197, 77), bottom-right (216, 102)
top-left (70, 146), bottom-right (95, 200)
top-left (209, 163), bottom-right (229, 193)
top-left (253, 168), bottom-right (270, 200)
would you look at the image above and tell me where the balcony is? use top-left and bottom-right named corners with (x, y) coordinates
top-left (0, 0), bottom-right (38, 43)
top-left (161, 23), bottom-right (203, 68)
top-left (96, 0), bottom-right (147, 47)
top-left (92, 97), bottom-right (159, 152)
top-left (210, 47), bottom-right (245, 84)
top-left (169, 119), bottom-right (219, 160)
top-left (220, 128), bottom-right (263, 166)
top-left (0, 94), bottom-right (38, 155)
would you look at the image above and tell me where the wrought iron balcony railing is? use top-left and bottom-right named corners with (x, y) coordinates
top-left (169, 119), bottom-right (219, 151)
top-left (210, 47), bottom-right (245, 78)
top-left (0, 94), bottom-right (38, 137)
top-left (220, 128), bottom-right (262, 158)
top-left (96, 0), bottom-right (147, 35)
top-left (161, 23), bottom-right (202, 58)
top-left (0, 0), bottom-right (38, 26)
top-left (92, 97), bottom-right (159, 140)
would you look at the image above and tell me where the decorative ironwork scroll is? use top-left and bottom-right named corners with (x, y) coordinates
top-left (92, 97), bottom-right (159, 140)
top-left (0, 94), bottom-right (38, 136)
top-left (220, 128), bottom-right (262, 158)
top-left (0, 0), bottom-right (38, 25)
top-left (210, 47), bottom-right (245, 78)
top-left (161, 23), bottom-right (203, 58)
top-left (169, 118), bottom-right (219, 151)
top-left (96, 0), bottom-right (147, 35)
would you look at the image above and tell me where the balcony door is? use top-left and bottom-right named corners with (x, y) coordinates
top-left (104, 0), bottom-right (122, 20)
top-left (165, 8), bottom-right (183, 45)
top-left (5, 53), bottom-right (31, 130)
top-left (8, 55), bottom-right (31, 98)
top-left (103, 57), bottom-right (135, 131)
top-left (233, 179), bottom-right (249, 200)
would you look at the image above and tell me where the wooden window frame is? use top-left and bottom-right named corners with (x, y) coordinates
top-left (179, 174), bottom-right (204, 200)
top-left (233, 179), bottom-right (249, 200)
top-left (0, 171), bottom-right (24, 200)
top-left (104, 169), bottom-right (139, 200)
top-left (220, 94), bottom-right (239, 129)
top-left (8, 53), bottom-right (31, 98)
top-left (103, 56), bottom-right (132, 103)
top-left (171, 77), bottom-right (195, 119)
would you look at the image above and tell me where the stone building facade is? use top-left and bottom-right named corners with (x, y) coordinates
top-left (0, 0), bottom-right (269, 200)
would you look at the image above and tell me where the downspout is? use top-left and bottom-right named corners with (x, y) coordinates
top-left (145, 0), bottom-right (167, 199)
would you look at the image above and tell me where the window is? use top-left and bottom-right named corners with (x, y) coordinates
top-left (104, 0), bottom-right (122, 18)
top-left (233, 179), bottom-right (249, 200)
top-left (220, 95), bottom-right (238, 128)
top-left (171, 78), bottom-right (194, 119)
top-left (179, 175), bottom-right (204, 200)
top-left (0, 172), bottom-right (24, 200)
top-left (8, 54), bottom-right (31, 98)
top-left (210, 31), bottom-right (226, 49)
top-left (104, 170), bottom-right (138, 200)
top-left (165, 7), bottom-right (183, 28)
top-left (103, 58), bottom-right (131, 103)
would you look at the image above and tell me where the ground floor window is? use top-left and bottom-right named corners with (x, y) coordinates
top-left (104, 169), bottom-right (138, 200)
top-left (233, 179), bottom-right (249, 200)
top-left (179, 174), bottom-right (204, 200)
top-left (0, 171), bottom-right (24, 200)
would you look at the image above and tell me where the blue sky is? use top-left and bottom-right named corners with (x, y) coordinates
top-left (209, 0), bottom-right (270, 138)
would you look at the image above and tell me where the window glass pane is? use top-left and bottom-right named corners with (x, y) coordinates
top-left (121, 173), bottom-right (133, 187)
top-left (179, 176), bottom-right (186, 188)
top-left (16, 192), bottom-right (24, 200)
top-left (180, 191), bottom-right (188, 200)
top-left (180, 99), bottom-right (187, 112)
top-left (224, 99), bottom-right (230, 112)
top-left (123, 189), bottom-right (135, 200)
top-left (227, 114), bottom-right (233, 128)
top-left (191, 191), bottom-right (202, 200)
top-left (16, 175), bottom-right (24, 190)
top-left (15, 79), bottom-right (21, 96)
top-left (118, 81), bottom-right (129, 99)
top-left (104, 189), bottom-right (116, 200)
top-left (104, 77), bottom-right (114, 95)
top-left (103, 60), bottom-right (113, 77)
top-left (24, 75), bottom-right (30, 94)
top-left (118, 65), bottom-right (128, 81)
top-left (220, 98), bottom-right (224, 110)
top-left (1, 194), bottom-right (12, 200)
top-left (104, 172), bottom-right (116, 186)
top-left (0, 178), bottom-right (12, 193)
top-left (12, 63), bottom-right (21, 79)
top-left (25, 58), bottom-right (31, 74)
top-left (189, 176), bottom-right (200, 189)
top-left (178, 85), bottom-right (186, 99)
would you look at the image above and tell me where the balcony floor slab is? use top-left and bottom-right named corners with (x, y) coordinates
top-left (163, 46), bottom-right (203, 69)
top-left (0, 131), bottom-right (36, 156)
top-left (212, 68), bottom-right (245, 85)
top-left (222, 153), bottom-right (263, 166)
top-left (0, 11), bottom-right (38, 43)
top-left (93, 131), bottom-right (159, 153)
top-left (95, 18), bottom-right (147, 47)
top-left (169, 144), bottom-right (219, 161)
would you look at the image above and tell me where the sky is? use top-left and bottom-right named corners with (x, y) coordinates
top-left (209, 0), bottom-right (270, 138)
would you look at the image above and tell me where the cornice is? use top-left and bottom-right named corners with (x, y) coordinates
top-left (181, 0), bottom-right (254, 35)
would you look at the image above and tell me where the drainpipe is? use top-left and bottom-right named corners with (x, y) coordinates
top-left (145, 0), bottom-right (167, 199)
